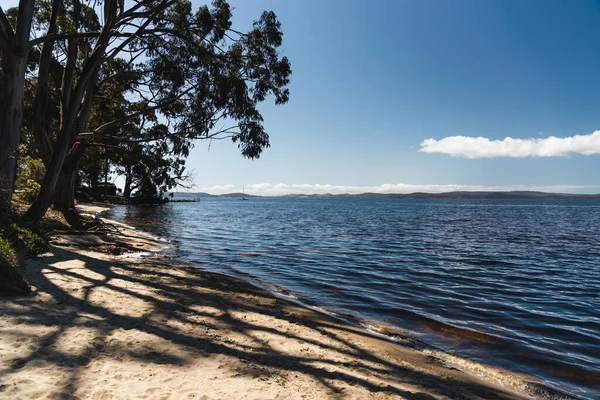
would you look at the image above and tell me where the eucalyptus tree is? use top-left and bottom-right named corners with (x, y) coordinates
top-left (1, 0), bottom-right (102, 213)
top-left (22, 0), bottom-right (291, 223)
top-left (108, 126), bottom-right (193, 200)
top-left (0, 0), bottom-right (35, 212)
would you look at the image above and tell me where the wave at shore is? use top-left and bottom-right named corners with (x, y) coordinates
top-left (246, 280), bottom-right (589, 400)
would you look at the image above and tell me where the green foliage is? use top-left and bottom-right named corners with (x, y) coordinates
top-left (15, 145), bottom-right (46, 203)
top-left (0, 215), bottom-right (47, 258)
top-left (0, 236), bottom-right (17, 267)
top-left (15, 0), bottom-right (292, 219)
top-left (0, 230), bottom-right (31, 297)
top-left (10, 223), bottom-right (47, 257)
top-left (18, 180), bottom-right (42, 203)
top-left (131, 176), bottom-right (167, 204)
top-left (56, 15), bottom-right (76, 34)
top-left (3, 6), bottom-right (18, 30)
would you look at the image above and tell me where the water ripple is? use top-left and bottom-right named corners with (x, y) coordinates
top-left (109, 198), bottom-right (600, 399)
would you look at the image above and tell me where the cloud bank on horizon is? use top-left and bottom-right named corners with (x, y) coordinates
top-left (198, 183), bottom-right (600, 196)
top-left (420, 130), bottom-right (600, 158)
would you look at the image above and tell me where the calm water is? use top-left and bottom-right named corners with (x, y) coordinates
top-left (108, 198), bottom-right (600, 398)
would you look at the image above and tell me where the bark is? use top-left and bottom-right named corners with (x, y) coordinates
top-left (53, 69), bottom-right (98, 226)
top-left (0, 0), bottom-right (35, 213)
top-left (32, 0), bottom-right (61, 167)
top-left (0, 66), bottom-right (21, 211)
top-left (24, 118), bottom-right (76, 221)
top-left (53, 146), bottom-right (84, 227)
top-left (123, 165), bottom-right (132, 198)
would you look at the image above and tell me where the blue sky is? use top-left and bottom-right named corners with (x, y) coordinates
top-left (188, 0), bottom-right (600, 194)
top-left (3, 0), bottom-right (600, 194)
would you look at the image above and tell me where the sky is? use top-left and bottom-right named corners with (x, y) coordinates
top-left (3, 0), bottom-right (600, 195)
top-left (188, 0), bottom-right (600, 195)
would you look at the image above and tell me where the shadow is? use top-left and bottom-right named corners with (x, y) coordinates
top-left (0, 235), bottom-right (525, 399)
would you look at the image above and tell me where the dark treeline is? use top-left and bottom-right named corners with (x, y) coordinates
top-left (0, 0), bottom-right (291, 226)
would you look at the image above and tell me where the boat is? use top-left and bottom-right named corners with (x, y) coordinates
top-left (240, 186), bottom-right (248, 200)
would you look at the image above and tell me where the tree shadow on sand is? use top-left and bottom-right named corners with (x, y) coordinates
top-left (0, 233), bottom-right (524, 399)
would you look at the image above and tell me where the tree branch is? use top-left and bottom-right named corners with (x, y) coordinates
top-left (117, 0), bottom-right (169, 22)
top-left (32, 0), bottom-right (61, 167)
top-left (0, 6), bottom-right (14, 45)
top-left (86, 142), bottom-right (125, 151)
top-left (105, 0), bottom-right (175, 62)
top-left (14, 0), bottom-right (35, 55)
top-left (77, 84), bottom-right (196, 138)
top-left (29, 31), bottom-right (103, 47)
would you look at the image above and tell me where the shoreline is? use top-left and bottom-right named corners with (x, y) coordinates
top-left (0, 203), bottom-right (585, 399)
top-left (102, 203), bottom-right (591, 400)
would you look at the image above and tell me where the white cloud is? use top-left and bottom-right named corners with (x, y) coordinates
top-left (200, 184), bottom-right (235, 193)
top-left (196, 183), bottom-right (600, 196)
top-left (419, 130), bottom-right (600, 158)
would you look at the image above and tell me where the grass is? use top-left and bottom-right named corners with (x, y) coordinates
top-left (10, 222), bottom-right (47, 257)
top-left (0, 235), bottom-right (17, 266)
top-left (0, 212), bottom-right (48, 260)
top-left (1, 210), bottom-right (47, 296)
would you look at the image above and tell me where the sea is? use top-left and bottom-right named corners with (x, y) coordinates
top-left (107, 197), bottom-right (600, 399)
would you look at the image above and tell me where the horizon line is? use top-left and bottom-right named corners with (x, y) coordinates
top-left (177, 183), bottom-right (600, 196)
top-left (171, 189), bottom-right (600, 197)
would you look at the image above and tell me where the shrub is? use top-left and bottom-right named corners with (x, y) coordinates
top-left (0, 214), bottom-right (48, 259)
top-left (0, 235), bottom-right (30, 297)
top-left (0, 236), bottom-right (16, 266)
top-left (10, 223), bottom-right (47, 257)
top-left (0, 210), bottom-right (43, 296)
top-left (18, 179), bottom-right (41, 202)
top-left (14, 145), bottom-right (45, 203)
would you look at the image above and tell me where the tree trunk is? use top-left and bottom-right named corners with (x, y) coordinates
top-left (23, 116), bottom-right (76, 222)
top-left (54, 149), bottom-right (83, 227)
top-left (0, 68), bottom-right (23, 212)
top-left (24, 0), bottom-right (116, 223)
top-left (52, 69), bottom-right (98, 226)
top-left (52, 61), bottom-right (98, 226)
top-left (123, 165), bottom-right (132, 198)
top-left (32, 0), bottom-right (61, 168)
top-left (0, 0), bottom-right (35, 213)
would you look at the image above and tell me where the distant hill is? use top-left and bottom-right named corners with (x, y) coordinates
top-left (170, 192), bottom-right (213, 198)
top-left (280, 191), bottom-right (600, 199)
top-left (171, 190), bottom-right (600, 199)
top-left (170, 192), bottom-right (261, 199)
top-left (218, 192), bottom-right (261, 198)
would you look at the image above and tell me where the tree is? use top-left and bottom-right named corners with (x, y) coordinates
top-left (111, 134), bottom-right (192, 200)
top-left (23, 0), bottom-right (291, 223)
top-left (24, 0), bottom-right (110, 222)
top-left (0, 0), bottom-right (35, 213)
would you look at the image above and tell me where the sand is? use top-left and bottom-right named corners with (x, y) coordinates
top-left (0, 204), bottom-right (553, 399)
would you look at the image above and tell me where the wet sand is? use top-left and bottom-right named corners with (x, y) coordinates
top-left (0, 204), bottom-right (571, 399)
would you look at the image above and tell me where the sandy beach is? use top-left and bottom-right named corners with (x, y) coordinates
top-left (0, 204), bottom-right (569, 399)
